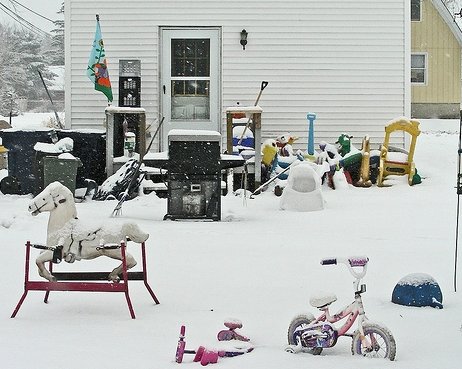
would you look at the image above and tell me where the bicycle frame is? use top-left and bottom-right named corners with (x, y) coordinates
top-left (288, 256), bottom-right (395, 359)
top-left (312, 288), bottom-right (367, 338)
top-left (306, 257), bottom-right (371, 347)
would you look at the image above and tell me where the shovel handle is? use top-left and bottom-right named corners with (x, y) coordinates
top-left (261, 81), bottom-right (269, 91)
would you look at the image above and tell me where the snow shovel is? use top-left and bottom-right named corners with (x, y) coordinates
top-left (237, 81), bottom-right (269, 145)
top-left (111, 117), bottom-right (164, 217)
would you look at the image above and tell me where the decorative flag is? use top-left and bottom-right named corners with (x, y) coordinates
top-left (86, 15), bottom-right (113, 102)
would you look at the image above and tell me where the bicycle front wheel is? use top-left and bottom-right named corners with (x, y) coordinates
top-left (351, 322), bottom-right (396, 361)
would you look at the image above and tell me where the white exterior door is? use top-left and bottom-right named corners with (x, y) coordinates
top-left (161, 28), bottom-right (221, 150)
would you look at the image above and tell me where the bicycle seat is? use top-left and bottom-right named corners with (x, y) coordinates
top-left (309, 292), bottom-right (337, 308)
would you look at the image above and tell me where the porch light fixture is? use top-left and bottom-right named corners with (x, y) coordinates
top-left (240, 29), bottom-right (248, 50)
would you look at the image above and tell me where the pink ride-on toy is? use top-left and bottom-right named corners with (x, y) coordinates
top-left (217, 319), bottom-right (250, 342)
top-left (175, 325), bottom-right (253, 366)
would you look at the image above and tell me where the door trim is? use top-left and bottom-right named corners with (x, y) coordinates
top-left (159, 27), bottom-right (222, 151)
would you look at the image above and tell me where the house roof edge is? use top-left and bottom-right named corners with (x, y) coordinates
top-left (431, 0), bottom-right (462, 45)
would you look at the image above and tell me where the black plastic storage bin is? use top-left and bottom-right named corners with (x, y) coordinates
top-left (119, 59), bottom-right (141, 108)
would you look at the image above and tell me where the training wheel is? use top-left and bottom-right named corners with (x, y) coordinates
top-left (285, 345), bottom-right (302, 354)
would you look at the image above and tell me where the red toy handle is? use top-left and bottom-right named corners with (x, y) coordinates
top-left (175, 340), bottom-right (185, 363)
top-left (175, 325), bottom-right (186, 363)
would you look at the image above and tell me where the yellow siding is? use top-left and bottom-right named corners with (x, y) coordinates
top-left (411, 0), bottom-right (460, 104)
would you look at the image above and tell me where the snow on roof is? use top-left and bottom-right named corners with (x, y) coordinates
top-left (432, 0), bottom-right (462, 46)
top-left (168, 129), bottom-right (221, 142)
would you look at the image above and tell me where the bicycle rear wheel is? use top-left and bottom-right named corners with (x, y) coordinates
top-left (287, 314), bottom-right (323, 355)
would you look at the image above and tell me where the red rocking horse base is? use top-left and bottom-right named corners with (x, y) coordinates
top-left (11, 241), bottom-right (159, 319)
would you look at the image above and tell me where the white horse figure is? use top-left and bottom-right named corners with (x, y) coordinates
top-left (28, 181), bottom-right (149, 282)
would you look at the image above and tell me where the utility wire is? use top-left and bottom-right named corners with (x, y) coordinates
top-left (9, 0), bottom-right (55, 23)
top-left (0, 5), bottom-right (43, 36)
top-left (0, 1), bottom-right (50, 37)
top-left (0, 2), bottom-right (42, 32)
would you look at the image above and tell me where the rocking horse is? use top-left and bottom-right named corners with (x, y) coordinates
top-left (28, 181), bottom-right (149, 282)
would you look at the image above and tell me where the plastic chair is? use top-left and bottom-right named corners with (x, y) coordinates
top-left (378, 117), bottom-right (421, 186)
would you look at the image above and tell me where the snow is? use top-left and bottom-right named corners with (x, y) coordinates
top-left (1, 115), bottom-right (462, 369)
top-left (57, 153), bottom-right (77, 160)
top-left (279, 161), bottom-right (325, 212)
top-left (34, 138), bottom-right (74, 154)
top-left (168, 129), bottom-right (221, 141)
top-left (397, 273), bottom-right (439, 286)
top-left (233, 125), bottom-right (254, 139)
top-left (1, 112), bottom-right (63, 130)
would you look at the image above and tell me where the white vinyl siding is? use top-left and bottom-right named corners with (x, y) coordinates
top-left (66, 0), bottom-right (409, 150)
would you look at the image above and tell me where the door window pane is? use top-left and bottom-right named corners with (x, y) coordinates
top-left (171, 38), bottom-right (211, 120)
top-left (171, 39), bottom-right (210, 77)
top-left (171, 80), bottom-right (210, 119)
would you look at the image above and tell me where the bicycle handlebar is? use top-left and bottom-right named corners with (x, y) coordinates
top-left (320, 256), bottom-right (369, 280)
top-left (321, 256), bottom-right (368, 267)
top-left (320, 258), bottom-right (337, 265)
top-left (348, 257), bottom-right (369, 267)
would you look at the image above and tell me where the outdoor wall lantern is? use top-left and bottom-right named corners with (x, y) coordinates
top-left (240, 29), bottom-right (248, 50)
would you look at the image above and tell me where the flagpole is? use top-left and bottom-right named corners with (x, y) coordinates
top-left (456, 109), bottom-right (462, 292)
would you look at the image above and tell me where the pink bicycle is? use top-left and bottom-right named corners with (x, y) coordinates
top-left (286, 256), bottom-right (396, 360)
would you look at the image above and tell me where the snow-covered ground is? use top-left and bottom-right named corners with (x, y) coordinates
top-left (0, 112), bottom-right (65, 131)
top-left (0, 113), bottom-right (461, 369)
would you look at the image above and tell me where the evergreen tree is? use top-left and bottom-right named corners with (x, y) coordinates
top-left (0, 90), bottom-right (20, 117)
top-left (11, 28), bottom-right (55, 100)
top-left (45, 2), bottom-right (65, 66)
top-left (0, 24), bottom-right (24, 114)
top-left (0, 23), bottom-right (57, 111)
